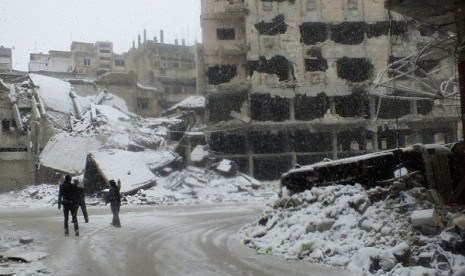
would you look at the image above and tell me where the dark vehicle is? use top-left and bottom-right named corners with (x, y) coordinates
top-left (280, 143), bottom-right (462, 201)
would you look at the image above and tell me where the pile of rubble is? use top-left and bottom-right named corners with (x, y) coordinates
top-left (239, 178), bottom-right (465, 275)
top-left (124, 166), bottom-right (275, 205)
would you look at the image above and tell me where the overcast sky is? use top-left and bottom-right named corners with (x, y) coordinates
top-left (0, 0), bottom-right (202, 71)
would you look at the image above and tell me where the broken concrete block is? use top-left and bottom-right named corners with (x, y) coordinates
top-left (411, 209), bottom-right (437, 227)
top-left (391, 242), bottom-right (410, 262)
top-left (304, 193), bottom-right (317, 203)
top-left (316, 219), bottom-right (335, 232)
top-left (379, 251), bottom-right (397, 271)
top-left (19, 237), bottom-right (33, 244)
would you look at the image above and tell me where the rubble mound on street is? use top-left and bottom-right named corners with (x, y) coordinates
top-left (239, 178), bottom-right (465, 275)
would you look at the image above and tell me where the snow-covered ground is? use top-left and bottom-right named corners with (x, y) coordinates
top-left (2, 173), bottom-right (465, 275)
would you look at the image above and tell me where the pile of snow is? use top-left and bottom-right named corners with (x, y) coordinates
top-left (239, 183), bottom-right (465, 275)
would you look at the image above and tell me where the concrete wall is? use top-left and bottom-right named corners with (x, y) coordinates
top-left (0, 152), bottom-right (35, 193)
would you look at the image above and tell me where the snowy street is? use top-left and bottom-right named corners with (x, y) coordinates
top-left (1, 204), bottom-right (353, 276)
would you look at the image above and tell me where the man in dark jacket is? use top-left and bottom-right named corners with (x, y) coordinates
top-left (106, 179), bottom-right (121, 227)
top-left (58, 175), bottom-right (80, 236)
top-left (74, 179), bottom-right (88, 223)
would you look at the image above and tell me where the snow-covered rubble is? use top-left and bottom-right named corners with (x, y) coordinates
top-left (239, 182), bottom-right (465, 275)
top-left (0, 167), bottom-right (276, 209)
top-left (125, 166), bottom-right (275, 205)
top-left (0, 221), bottom-right (50, 275)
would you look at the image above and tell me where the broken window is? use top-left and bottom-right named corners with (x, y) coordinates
top-left (216, 28), bottom-right (236, 40)
top-left (262, 1), bottom-right (273, 10)
top-left (114, 59), bottom-right (124, 67)
top-left (207, 91), bottom-right (248, 123)
top-left (418, 25), bottom-right (437, 36)
top-left (390, 21), bottom-right (408, 35)
top-left (305, 47), bottom-right (327, 71)
top-left (253, 156), bottom-right (292, 181)
top-left (291, 131), bottom-right (331, 152)
top-left (334, 90), bottom-right (369, 118)
top-left (414, 59), bottom-right (439, 77)
top-left (137, 98), bottom-right (149, 109)
top-left (254, 14), bottom-right (287, 35)
top-left (210, 132), bottom-right (246, 154)
top-left (300, 22), bottom-right (328, 45)
top-left (377, 97), bottom-right (410, 119)
top-left (207, 65), bottom-right (237, 85)
top-left (247, 55), bottom-right (293, 81)
top-left (250, 130), bottom-right (288, 154)
top-left (417, 100), bottom-right (434, 115)
top-left (336, 57), bottom-right (373, 82)
top-left (366, 21), bottom-right (390, 38)
top-left (305, 59), bottom-right (328, 72)
top-left (294, 93), bottom-right (329, 120)
top-left (337, 130), bottom-right (366, 152)
top-left (346, 0), bottom-right (358, 10)
top-left (306, 0), bottom-right (316, 10)
top-left (330, 22), bottom-right (365, 45)
top-left (251, 94), bottom-right (290, 121)
top-left (2, 119), bottom-right (10, 131)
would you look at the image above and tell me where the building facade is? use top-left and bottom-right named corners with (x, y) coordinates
top-left (200, 0), bottom-right (460, 180)
top-left (125, 30), bottom-right (198, 111)
top-left (29, 51), bottom-right (73, 73)
top-left (0, 47), bottom-right (13, 72)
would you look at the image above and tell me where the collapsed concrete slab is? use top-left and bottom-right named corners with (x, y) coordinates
top-left (83, 149), bottom-right (180, 195)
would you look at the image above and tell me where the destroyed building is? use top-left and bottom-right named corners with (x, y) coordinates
top-left (199, 0), bottom-right (461, 180)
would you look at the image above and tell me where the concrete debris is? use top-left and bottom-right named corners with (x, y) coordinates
top-left (411, 209), bottom-right (438, 227)
top-left (240, 181), bottom-right (465, 275)
top-left (18, 238), bottom-right (33, 245)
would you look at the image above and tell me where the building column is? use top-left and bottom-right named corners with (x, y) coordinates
top-left (445, 127), bottom-right (458, 143)
top-left (329, 97), bottom-right (336, 115)
top-left (369, 95), bottom-right (377, 119)
top-left (372, 131), bottom-right (379, 151)
top-left (185, 136), bottom-right (192, 166)
top-left (289, 97), bottom-right (295, 120)
top-left (331, 130), bottom-right (338, 160)
top-left (245, 129), bottom-right (254, 177)
top-left (410, 100), bottom-right (418, 115)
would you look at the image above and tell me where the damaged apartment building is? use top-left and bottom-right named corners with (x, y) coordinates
top-left (199, 0), bottom-right (460, 180)
top-left (124, 29), bottom-right (199, 110)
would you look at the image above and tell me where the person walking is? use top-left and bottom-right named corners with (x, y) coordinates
top-left (106, 179), bottom-right (121, 227)
top-left (58, 175), bottom-right (80, 236)
top-left (74, 179), bottom-right (89, 223)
